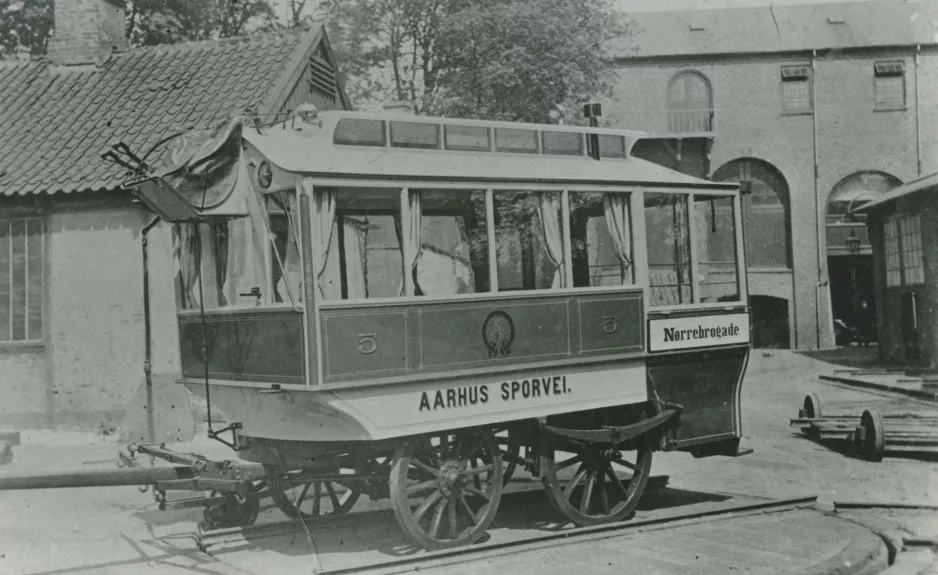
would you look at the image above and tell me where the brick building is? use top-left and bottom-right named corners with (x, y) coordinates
top-left (607, 0), bottom-right (938, 350)
top-left (0, 0), bottom-right (350, 427)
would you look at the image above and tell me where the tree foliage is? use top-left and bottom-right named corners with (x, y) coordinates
top-left (321, 0), bottom-right (631, 122)
top-left (0, 0), bottom-right (53, 58)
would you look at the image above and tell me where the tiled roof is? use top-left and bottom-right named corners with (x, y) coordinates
top-left (0, 27), bottom-right (324, 196)
top-left (613, 0), bottom-right (938, 59)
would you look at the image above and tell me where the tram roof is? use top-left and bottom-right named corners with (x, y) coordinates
top-left (244, 111), bottom-right (738, 191)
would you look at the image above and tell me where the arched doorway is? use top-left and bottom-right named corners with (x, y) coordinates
top-left (712, 158), bottom-right (793, 348)
top-left (667, 71), bottom-right (712, 133)
top-left (826, 171), bottom-right (901, 344)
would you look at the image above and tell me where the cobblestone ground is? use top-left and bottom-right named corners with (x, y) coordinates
top-left (0, 349), bottom-right (936, 574)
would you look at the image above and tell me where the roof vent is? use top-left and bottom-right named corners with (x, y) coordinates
top-left (689, 24), bottom-right (706, 31)
top-left (827, 17), bottom-right (845, 25)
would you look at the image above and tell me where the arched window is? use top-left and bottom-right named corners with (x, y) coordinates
top-left (667, 71), bottom-right (712, 132)
top-left (712, 159), bottom-right (792, 269)
top-left (826, 171), bottom-right (901, 254)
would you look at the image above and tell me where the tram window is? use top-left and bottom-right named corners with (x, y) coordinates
top-left (417, 190), bottom-right (489, 294)
top-left (644, 193), bottom-right (693, 307)
top-left (333, 118), bottom-right (387, 147)
top-left (542, 131), bottom-right (584, 156)
top-left (173, 223), bottom-right (229, 310)
top-left (570, 192), bottom-right (633, 287)
top-left (266, 194), bottom-right (303, 304)
top-left (493, 191), bottom-right (565, 290)
top-left (390, 121), bottom-right (441, 150)
top-left (693, 195), bottom-right (740, 303)
top-left (494, 129), bottom-right (539, 154)
top-left (598, 135), bottom-right (627, 159)
top-left (444, 125), bottom-right (490, 152)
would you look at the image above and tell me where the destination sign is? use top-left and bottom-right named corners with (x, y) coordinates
top-left (648, 312), bottom-right (750, 352)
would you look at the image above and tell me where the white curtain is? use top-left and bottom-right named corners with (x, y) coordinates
top-left (401, 189), bottom-right (422, 296)
top-left (343, 217), bottom-right (368, 299)
top-left (173, 224), bottom-right (200, 309)
top-left (603, 194), bottom-right (633, 284)
top-left (538, 192), bottom-right (565, 288)
top-left (304, 178), bottom-right (338, 299)
top-left (276, 193), bottom-right (303, 304)
top-left (222, 165), bottom-right (268, 306)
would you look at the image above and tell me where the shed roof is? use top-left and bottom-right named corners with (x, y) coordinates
top-left (612, 0), bottom-right (938, 59)
top-left (0, 25), bottom-right (347, 197)
top-left (851, 172), bottom-right (938, 213)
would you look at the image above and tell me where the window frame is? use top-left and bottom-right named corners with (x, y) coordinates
top-left (780, 64), bottom-right (813, 115)
top-left (0, 215), bottom-right (46, 347)
top-left (307, 180), bottom-right (745, 313)
top-left (884, 213), bottom-right (925, 288)
top-left (873, 60), bottom-right (906, 111)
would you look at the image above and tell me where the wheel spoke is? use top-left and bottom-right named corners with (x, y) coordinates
top-left (580, 471), bottom-right (597, 514)
top-left (448, 495), bottom-right (458, 537)
top-left (612, 455), bottom-right (639, 473)
top-left (456, 493), bottom-right (479, 525)
top-left (464, 485), bottom-right (491, 501)
top-left (406, 479), bottom-right (439, 496)
top-left (412, 459), bottom-right (440, 477)
top-left (460, 437), bottom-right (485, 460)
top-left (430, 499), bottom-right (446, 538)
top-left (605, 466), bottom-right (628, 498)
top-left (325, 482), bottom-right (341, 510)
top-left (597, 468), bottom-right (609, 514)
top-left (564, 465), bottom-right (589, 503)
top-left (413, 489), bottom-right (443, 521)
top-left (462, 463), bottom-right (494, 476)
top-left (556, 454), bottom-right (582, 470)
top-left (295, 482), bottom-right (312, 507)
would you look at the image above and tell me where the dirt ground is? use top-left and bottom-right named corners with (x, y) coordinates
top-left (0, 348), bottom-right (936, 574)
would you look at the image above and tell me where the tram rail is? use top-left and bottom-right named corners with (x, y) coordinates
top-left (194, 494), bottom-right (820, 575)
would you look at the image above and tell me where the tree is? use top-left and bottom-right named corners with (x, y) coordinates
top-left (321, 0), bottom-right (631, 122)
top-left (126, 0), bottom-right (277, 47)
top-left (0, 0), bottom-right (53, 59)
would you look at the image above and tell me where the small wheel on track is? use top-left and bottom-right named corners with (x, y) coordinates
top-left (803, 394), bottom-right (822, 419)
top-left (200, 482), bottom-right (261, 530)
top-left (389, 428), bottom-right (503, 550)
top-left (268, 471), bottom-right (362, 519)
top-left (857, 408), bottom-right (886, 462)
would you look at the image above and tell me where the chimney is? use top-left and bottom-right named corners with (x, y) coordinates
top-left (48, 0), bottom-right (128, 67)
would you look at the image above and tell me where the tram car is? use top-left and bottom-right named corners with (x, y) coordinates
top-left (3, 107), bottom-right (753, 550)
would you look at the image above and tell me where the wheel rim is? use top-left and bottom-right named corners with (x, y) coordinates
top-left (389, 428), bottom-right (503, 550)
top-left (541, 443), bottom-right (652, 525)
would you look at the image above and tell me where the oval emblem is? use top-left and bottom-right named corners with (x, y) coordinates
top-left (482, 310), bottom-right (515, 357)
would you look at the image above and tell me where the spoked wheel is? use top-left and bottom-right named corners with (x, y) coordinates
top-left (268, 469), bottom-right (364, 519)
top-left (389, 428), bottom-right (503, 550)
top-left (540, 440), bottom-right (653, 526)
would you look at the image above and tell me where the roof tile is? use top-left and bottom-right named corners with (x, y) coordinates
top-left (0, 27), bottom-right (321, 196)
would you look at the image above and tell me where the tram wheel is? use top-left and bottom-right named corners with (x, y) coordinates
top-left (389, 428), bottom-right (503, 550)
top-left (804, 394), bottom-right (823, 419)
top-left (856, 409), bottom-right (886, 462)
top-left (268, 472), bottom-right (362, 519)
top-left (201, 483), bottom-right (261, 530)
top-left (540, 440), bottom-right (652, 526)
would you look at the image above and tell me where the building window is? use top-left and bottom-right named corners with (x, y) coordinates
top-left (898, 215), bottom-right (924, 285)
top-left (667, 71), bottom-right (712, 132)
top-left (826, 171), bottom-right (901, 254)
top-left (0, 218), bottom-right (44, 343)
top-left (712, 159), bottom-right (792, 269)
top-left (884, 218), bottom-right (902, 287)
top-left (874, 61), bottom-right (905, 110)
top-left (781, 65), bottom-right (812, 114)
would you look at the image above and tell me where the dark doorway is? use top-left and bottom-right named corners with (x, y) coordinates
top-left (749, 295), bottom-right (790, 349)
top-left (901, 292), bottom-right (920, 360)
top-left (828, 255), bottom-right (877, 344)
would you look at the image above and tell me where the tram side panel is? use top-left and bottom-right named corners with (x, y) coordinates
top-left (645, 307), bottom-right (751, 456)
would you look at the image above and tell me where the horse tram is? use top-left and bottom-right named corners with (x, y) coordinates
top-left (0, 107), bottom-right (753, 550)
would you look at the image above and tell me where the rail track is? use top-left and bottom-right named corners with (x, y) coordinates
top-left (193, 493), bottom-right (820, 575)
